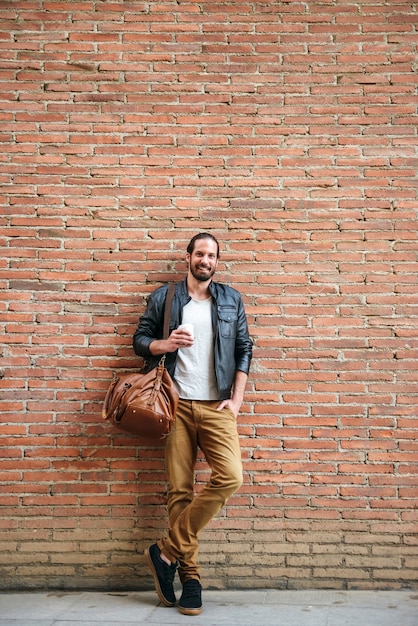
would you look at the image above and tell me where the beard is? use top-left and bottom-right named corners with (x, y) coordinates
top-left (189, 262), bottom-right (216, 282)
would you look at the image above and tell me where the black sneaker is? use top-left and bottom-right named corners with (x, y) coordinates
top-left (144, 543), bottom-right (178, 607)
top-left (178, 579), bottom-right (203, 616)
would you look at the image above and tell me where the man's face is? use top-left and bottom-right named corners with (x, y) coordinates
top-left (187, 238), bottom-right (219, 282)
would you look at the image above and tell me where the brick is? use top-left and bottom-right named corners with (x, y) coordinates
top-left (1, 0), bottom-right (417, 592)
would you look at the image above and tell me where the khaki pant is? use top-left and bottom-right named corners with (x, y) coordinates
top-left (158, 399), bottom-right (243, 583)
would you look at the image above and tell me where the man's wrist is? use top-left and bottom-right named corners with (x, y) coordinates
top-left (149, 339), bottom-right (168, 356)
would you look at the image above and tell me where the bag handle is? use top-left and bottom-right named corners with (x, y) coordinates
top-left (163, 283), bottom-right (176, 340)
top-left (158, 282), bottom-right (176, 367)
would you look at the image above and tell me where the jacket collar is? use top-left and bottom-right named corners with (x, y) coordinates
top-left (180, 276), bottom-right (217, 300)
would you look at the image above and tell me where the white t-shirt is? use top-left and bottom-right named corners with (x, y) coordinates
top-left (174, 297), bottom-right (218, 400)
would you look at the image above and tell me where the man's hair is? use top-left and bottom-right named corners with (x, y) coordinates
top-left (186, 233), bottom-right (220, 259)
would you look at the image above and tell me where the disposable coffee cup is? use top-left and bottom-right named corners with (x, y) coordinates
top-left (178, 323), bottom-right (194, 338)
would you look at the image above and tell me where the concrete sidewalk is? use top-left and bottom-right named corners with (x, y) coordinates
top-left (0, 589), bottom-right (417, 626)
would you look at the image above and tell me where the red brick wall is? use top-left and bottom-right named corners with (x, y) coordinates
top-left (1, 1), bottom-right (417, 590)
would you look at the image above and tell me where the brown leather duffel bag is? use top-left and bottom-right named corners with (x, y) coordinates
top-left (102, 284), bottom-right (178, 439)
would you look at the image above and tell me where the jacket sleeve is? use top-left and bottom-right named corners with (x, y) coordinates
top-left (132, 286), bottom-right (167, 359)
top-left (234, 296), bottom-right (253, 374)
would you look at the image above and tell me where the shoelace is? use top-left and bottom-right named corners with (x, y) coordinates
top-left (181, 580), bottom-right (201, 600)
top-left (162, 560), bottom-right (177, 585)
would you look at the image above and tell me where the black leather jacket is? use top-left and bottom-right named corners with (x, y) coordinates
top-left (133, 278), bottom-right (252, 400)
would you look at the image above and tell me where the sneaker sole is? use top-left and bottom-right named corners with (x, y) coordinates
top-left (144, 547), bottom-right (176, 607)
top-left (179, 606), bottom-right (203, 616)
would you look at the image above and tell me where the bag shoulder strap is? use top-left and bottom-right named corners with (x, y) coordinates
top-left (163, 283), bottom-right (176, 340)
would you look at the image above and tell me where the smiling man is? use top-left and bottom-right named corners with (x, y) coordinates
top-left (133, 233), bottom-right (253, 616)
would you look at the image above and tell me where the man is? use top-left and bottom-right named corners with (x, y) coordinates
top-left (133, 233), bottom-right (252, 616)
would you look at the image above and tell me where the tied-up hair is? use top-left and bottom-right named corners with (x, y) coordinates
top-left (186, 233), bottom-right (220, 259)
